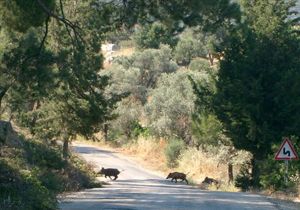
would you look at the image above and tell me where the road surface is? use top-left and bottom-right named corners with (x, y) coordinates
top-left (59, 143), bottom-right (280, 210)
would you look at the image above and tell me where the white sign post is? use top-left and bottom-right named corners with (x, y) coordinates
top-left (274, 138), bottom-right (299, 184)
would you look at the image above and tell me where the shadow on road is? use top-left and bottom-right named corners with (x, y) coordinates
top-left (61, 144), bottom-right (278, 210)
top-left (60, 178), bottom-right (277, 210)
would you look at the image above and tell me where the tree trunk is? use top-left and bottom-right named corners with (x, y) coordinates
top-left (208, 52), bottom-right (214, 66)
top-left (103, 123), bottom-right (108, 141)
top-left (228, 163), bottom-right (234, 183)
top-left (29, 100), bottom-right (41, 135)
top-left (251, 157), bottom-right (260, 187)
top-left (63, 135), bottom-right (69, 159)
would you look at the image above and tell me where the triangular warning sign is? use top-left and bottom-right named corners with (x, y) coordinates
top-left (275, 138), bottom-right (299, 160)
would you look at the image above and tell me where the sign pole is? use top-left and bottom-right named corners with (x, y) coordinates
top-left (274, 137), bottom-right (299, 185)
top-left (284, 160), bottom-right (288, 185)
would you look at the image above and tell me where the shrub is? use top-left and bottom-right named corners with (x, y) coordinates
top-left (131, 122), bottom-right (150, 138)
top-left (37, 169), bottom-right (65, 193)
top-left (24, 140), bottom-right (66, 170)
top-left (188, 58), bottom-right (213, 74)
top-left (110, 97), bottom-right (143, 140)
top-left (0, 160), bottom-right (57, 210)
top-left (165, 138), bottom-right (185, 168)
top-left (20, 171), bottom-right (57, 210)
top-left (0, 135), bottom-right (99, 210)
top-left (235, 162), bottom-right (253, 191)
top-left (259, 154), bottom-right (300, 192)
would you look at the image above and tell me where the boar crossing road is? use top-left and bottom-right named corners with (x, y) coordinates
top-left (59, 143), bottom-right (279, 210)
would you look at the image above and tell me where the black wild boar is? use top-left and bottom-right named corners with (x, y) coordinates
top-left (98, 167), bottom-right (121, 180)
top-left (166, 172), bottom-right (188, 184)
top-left (202, 177), bottom-right (219, 185)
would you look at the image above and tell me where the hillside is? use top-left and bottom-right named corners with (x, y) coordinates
top-left (0, 121), bottom-right (100, 210)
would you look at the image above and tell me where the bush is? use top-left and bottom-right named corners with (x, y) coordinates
top-left (37, 169), bottom-right (65, 193)
top-left (0, 160), bottom-right (57, 210)
top-left (66, 154), bottom-right (99, 190)
top-left (188, 58), bottom-right (212, 74)
top-left (0, 135), bottom-right (99, 210)
top-left (131, 122), bottom-right (150, 138)
top-left (165, 138), bottom-right (185, 168)
top-left (259, 154), bottom-right (300, 192)
top-left (24, 140), bottom-right (66, 170)
top-left (110, 98), bottom-right (143, 140)
top-left (235, 162), bottom-right (253, 191)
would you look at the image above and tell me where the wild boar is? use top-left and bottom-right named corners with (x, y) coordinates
top-left (166, 172), bottom-right (188, 184)
top-left (98, 167), bottom-right (121, 180)
top-left (202, 177), bottom-right (219, 185)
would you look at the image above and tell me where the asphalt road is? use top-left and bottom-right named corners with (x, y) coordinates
top-left (59, 143), bottom-right (280, 210)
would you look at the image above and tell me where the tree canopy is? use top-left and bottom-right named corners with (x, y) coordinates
top-left (215, 0), bottom-right (300, 185)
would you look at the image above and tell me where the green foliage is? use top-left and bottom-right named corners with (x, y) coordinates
top-left (189, 62), bottom-right (218, 146)
top-left (2, 1), bottom-right (121, 150)
top-left (259, 137), bottom-right (300, 191)
top-left (114, 0), bottom-right (240, 32)
top-left (235, 162), bottom-right (253, 191)
top-left (189, 58), bottom-right (212, 73)
top-left (259, 159), bottom-right (286, 191)
top-left (218, 34), bottom-right (300, 157)
top-left (165, 138), bottom-right (186, 168)
top-left (188, 63), bottom-right (216, 113)
top-left (37, 169), bottom-right (65, 193)
top-left (104, 45), bottom-right (178, 103)
top-left (0, 0), bottom-right (55, 32)
top-left (110, 97), bottom-right (143, 139)
top-left (215, 0), bottom-right (300, 186)
top-left (0, 157), bottom-right (57, 210)
top-left (145, 71), bottom-right (196, 142)
top-left (240, 0), bottom-right (297, 38)
top-left (24, 140), bottom-right (66, 170)
top-left (132, 122), bottom-right (150, 138)
top-left (192, 113), bottom-right (222, 146)
top-left (0, 28), bottom-right (55, 113)
top-left (174, 28), bottom-right (219, 65)
top-left (0, 135), bottom-right (98, 210)
top-left (133, 22), bottom-right (177, 49)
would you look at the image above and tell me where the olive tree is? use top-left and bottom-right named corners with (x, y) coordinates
top-left (174, 28), bottom-right (219, 66)
top-left (102, 45), bottom-right (178, 139)
top-left (144, 71), bottom-right (196, 143)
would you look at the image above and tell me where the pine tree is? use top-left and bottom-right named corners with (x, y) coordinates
top-left (215, 0), bottom-right (300, 186)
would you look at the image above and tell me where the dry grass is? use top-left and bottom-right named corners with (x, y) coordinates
top-left (77, 136), bottom-right (240, 190)
top-left (123, 137), bottom-right (168, 173)
top-left (121, 137), bottom-right (240, 191)
top-left (177, 147), bottom-right (227, 180)
top-left (76, 136), bottom-right (300, 198)
top-left (113, 47), bottom-right (135, 57)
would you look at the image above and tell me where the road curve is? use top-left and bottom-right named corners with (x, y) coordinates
top-left (59, 143), bottom-right (279, 210)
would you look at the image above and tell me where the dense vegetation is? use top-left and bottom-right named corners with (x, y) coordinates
top-left (0, 123), bottom-right (99, 209)
top-left (0, 0), bottom-right (300, 208)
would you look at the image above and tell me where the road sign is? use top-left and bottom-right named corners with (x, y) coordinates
top-left (275, 138), bottom-right (299, 160)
